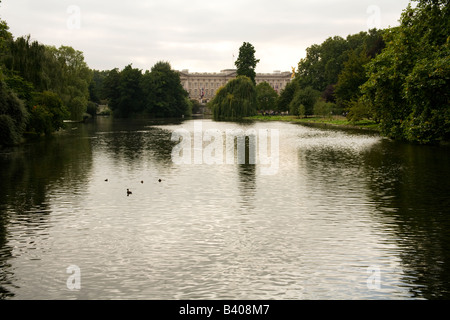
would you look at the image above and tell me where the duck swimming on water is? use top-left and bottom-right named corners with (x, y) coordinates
top-left (127, 189), bottom-right (132, 196)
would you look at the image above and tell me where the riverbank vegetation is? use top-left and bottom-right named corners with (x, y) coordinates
top-left (1, 13), bottom-right (92, 145)
top-left (215, 1), bottom-right (449, 144)
top-left (277, 0), bottom-right (449, 144)
top-left (1, 0), bottom-right (448, 146)
top-left (0, 0), bottom-right (191, 146)
top-left (101, 62), bottom-right (191, 118)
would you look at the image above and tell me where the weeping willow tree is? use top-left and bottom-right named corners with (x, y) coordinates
top-left (209, 76), bottom-right (257, 120)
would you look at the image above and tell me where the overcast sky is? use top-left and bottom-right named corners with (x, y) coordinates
top-left (1, 0), bottom-right (412, 73)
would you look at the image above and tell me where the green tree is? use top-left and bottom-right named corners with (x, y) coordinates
top-left (0, 78), bottom-right (28, 146)
top-left (335, 49), bottom-right (371, 109)
top-left (289, 86), bottom-right (321, 117)
top-left (346, 99), bottom-right (372, 123)
top-left (0, 18), bottom-right (12, 68)
top-left (142, 61), bottom-right (189, 118)
top-left (277, 80), bottom-right (298, 112)
top-left (31, 91), bottom-right (69, 134)
top-left (53, 46), bottom-right (92, 121)
top-left (3, 35), bottom-right (48, 91)
top-left (295, 30), bottom-right (385, 97)
top-left (108, 64), bottom-right (144, 117)
top-left (210, 76), bottom-right (257, 120)
top-left (4, 74), bottom-right (34, 105)
top-left (313, 99), bottom-right (335, 118)
top-left (361, 0), bottom-right (450, 144)
top-left (102, 68), bottom-right (121, 112)
top-left (296, 36), bottom-right (349, 92)
top-left (256, 82), bottom-right (278, 111)
top-left (235, 42), bottom-right (260, 85)
top-left (89, 69), bottom-right (108, 103)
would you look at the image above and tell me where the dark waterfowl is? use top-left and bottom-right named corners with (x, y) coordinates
top-left (127, 189), bottom-right (132, 196)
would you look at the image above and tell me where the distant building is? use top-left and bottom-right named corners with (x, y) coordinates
top-left (178, 69), bottom-right (292, 103)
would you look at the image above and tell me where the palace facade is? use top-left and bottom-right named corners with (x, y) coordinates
top-left (178, 69), bottom-right (292, 102)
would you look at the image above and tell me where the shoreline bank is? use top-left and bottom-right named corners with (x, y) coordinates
top-left (244, 115), bottom-right (381, 133)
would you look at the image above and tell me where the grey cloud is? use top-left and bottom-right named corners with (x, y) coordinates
top-left (1, 0), bottom-right (411, 72)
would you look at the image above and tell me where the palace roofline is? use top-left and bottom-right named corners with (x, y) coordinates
top-left (178, 69), bottom-right (292, 76)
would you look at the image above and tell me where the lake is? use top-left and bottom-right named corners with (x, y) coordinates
top-left (1, 117), bottom-right (450, 300)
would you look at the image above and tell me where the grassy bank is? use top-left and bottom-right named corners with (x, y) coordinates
top-left (244, 115), bottom-right (380, 132)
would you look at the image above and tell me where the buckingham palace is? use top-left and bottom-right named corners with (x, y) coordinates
top-left (178, 69), bottom-right (292, 102)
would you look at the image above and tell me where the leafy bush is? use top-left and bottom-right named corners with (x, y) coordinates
top-left (256, 82), bottom-right (278, 111)
top-left (313, 99), bottom-right (335, 118)
top-left (289, 86), bottom-right (320, 117)
top-left (31, 91), bottom-right (69, 133)
top-left (28, 105), bottom-right (53, 135)
top-left (346, 99), bottom-right (372, 123)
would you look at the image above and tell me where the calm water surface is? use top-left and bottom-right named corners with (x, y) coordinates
top-left (1, 117), bottom-right (450, 300)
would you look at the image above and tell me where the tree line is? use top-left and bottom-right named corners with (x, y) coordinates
top-left (213, 1), bottom-right (449, 144)
top-left (282, 0), bottom-right (449, 144)
top-left (97, 62), bottom-right (191, 118)
top-left (0, 27), bottom-right (91, 144)
top-left (276, 28), bottom-right (385, 119)
top-left (2, 0), bottom-right (448, 146)
top-left (0, 3), bottom-right (191, 146)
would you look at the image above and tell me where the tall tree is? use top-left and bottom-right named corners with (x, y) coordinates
top-left (256, 82), bottom-right (278, 111)
top-left (277, 80), bottom-right (299, 112)
top-left (295, 30), bottom-right (385, 96)
top-left (361, 0), bottom-right (450, 144)
top-left (210, 76), bottom-right (257, 120)
top-left (116, 64), bottom-right (144, 117)
top-left (296, 36), bottom-right (349, 92)
top-left (52, 46), bottom-right (92, 120)
top-left (0, 79), bottom-right (28, 146)
top-left (142, 61), bottom-right (189, 118)
top-left (4, 36), bottom-right (47, 91)
top-left (335, 49), bottom-right (371, 108)
top-left (0, 18), bottom-right (12, 69)
top-left (289, 86), bottom-right (321, 117)
top-left (102, 68), bottom-right (121, 112)
top-left (29, 91), bottom-right (69, 135)
top-left (235, 42), bottom-right (260, 85)
top-left (89, 69), bottom-right (108, 103)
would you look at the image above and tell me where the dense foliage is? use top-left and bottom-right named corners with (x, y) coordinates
top-left (256, 82), bottom-right (278, 111)
top-left (289, 86), bottom-right (321, 117)
top-left (279, 0), bottom-right (449, 144)
top-left (102, 62), bottom-right (191, 118)
top-left (361, 0), bottom-right (450, 144)
top-left (0, 78), bottom-right (28, 145)
top-left (1, 0), bottom-right (448, 146)
top-left (290, 28), bottom-right (385, 116)
top-left (1, 14), bottom-right (93, 145)
top-left (209, 76), bottom-right (257, 120)
top-left (2, 36), bottom-right (92, 122)
top-left (0, 6), bottom-right (191, 146)
top-left (235, 42), bottom-right (260, 85)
